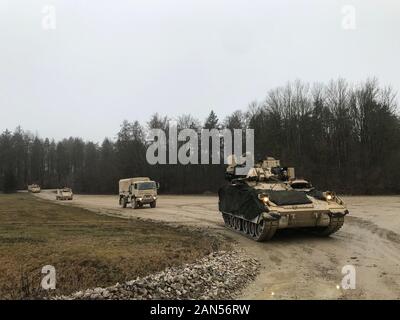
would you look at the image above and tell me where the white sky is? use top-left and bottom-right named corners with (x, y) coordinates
top-left (1, 0), bottom-right (399, 142)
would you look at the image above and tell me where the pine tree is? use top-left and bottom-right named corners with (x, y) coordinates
top-left (204, 110), bottom-right (219, 129)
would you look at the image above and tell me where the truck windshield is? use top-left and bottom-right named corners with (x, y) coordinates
top-left (138, 182), bottom-right (156, 190)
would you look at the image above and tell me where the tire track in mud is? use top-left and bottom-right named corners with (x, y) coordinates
top-left (346, 216), bottom-right (400, 245)
top-left (230, 216), bottom-right (400, 299)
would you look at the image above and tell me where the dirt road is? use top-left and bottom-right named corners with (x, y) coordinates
top-left (36, 191), bottom-right (400, 299)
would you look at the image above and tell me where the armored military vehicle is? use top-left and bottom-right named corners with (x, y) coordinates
top-left (56, 187), bottom-right (73, 200)
top-left (28, 184), bottom-right (41, 193)
top-left (218, 157), bottom-right (348, 241)
top-left (119, 177), bottom-right (159, 209)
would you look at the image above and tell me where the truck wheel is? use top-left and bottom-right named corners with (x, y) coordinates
top-left (150, 201), bottom-right (156, 208)
top-left (132, 198), bottom-right (139, 209)
top-left (120, 197), bottom-right (127, 208)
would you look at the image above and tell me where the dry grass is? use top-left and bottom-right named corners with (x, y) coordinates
top-left (0, 193), bottom-right (224, 299)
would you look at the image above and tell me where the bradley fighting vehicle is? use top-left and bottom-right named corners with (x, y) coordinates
top-left (218, 157), bottom-right (349, 241)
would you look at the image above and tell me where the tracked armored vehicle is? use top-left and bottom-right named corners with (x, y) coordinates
top-left (218, 157), bottom-right (348, 241)
top-left (28, 184), bottom-right (41, 193)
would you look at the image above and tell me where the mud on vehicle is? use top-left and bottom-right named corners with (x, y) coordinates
top-left (119, 177), bottom-right (159, 209)
top-left (218, 157), bottom-right (349, 241)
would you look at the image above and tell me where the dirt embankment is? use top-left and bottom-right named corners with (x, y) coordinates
top-left (0, 193), bottom-right (227, 299)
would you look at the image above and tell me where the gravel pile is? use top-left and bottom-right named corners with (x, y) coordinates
top-left (56, 250), bottom-right (259, 300)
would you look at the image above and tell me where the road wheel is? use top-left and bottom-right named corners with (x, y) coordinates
top-left (150, 201), bottom-right (156, 208)
top-left (249, 222), bottom-right (256, 237)
top-left (254, 220), bottom-right (278, 242)
top-left (232, 217), bottom-right (237, 230)
top-left (242, 220), bottom-right (250, 234)
top-left (234, 217), bottom-right (242, 231)
top-left (255, 221), bottom-right (265, 238)
top-left (228, 215), bottom-right (235, 228)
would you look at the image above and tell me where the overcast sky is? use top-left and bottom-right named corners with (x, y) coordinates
top-left (0, 0), bottom-right (399, 142)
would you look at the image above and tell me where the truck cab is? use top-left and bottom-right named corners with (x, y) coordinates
top-left (119, 177), bottom-right (159, 209)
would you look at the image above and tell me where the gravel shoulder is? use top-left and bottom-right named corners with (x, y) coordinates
top-left (36, 191), bottom-right (400, 300)
top-left (56, 251), bottom-right (259, 300)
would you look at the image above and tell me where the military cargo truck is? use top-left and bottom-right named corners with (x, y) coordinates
top-left (219, 156), bottom-right (348, 241)
top-left (119, 177), bottom-right (159, 209)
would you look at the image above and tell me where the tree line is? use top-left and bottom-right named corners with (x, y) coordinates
top-left (1, 78), bottom-right (399, 195)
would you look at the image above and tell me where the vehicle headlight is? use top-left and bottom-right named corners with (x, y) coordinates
top-left (324, 191), bottom-right (335, 201)
top-left (258, 194), bottom-right (269, 204)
